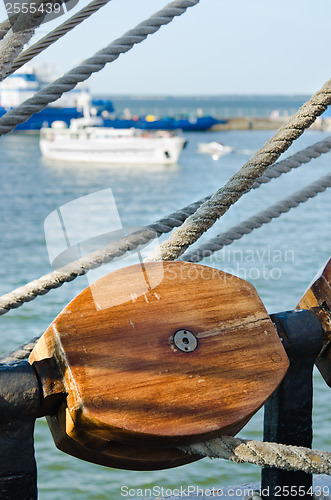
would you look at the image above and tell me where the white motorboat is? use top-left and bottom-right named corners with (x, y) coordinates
top-left (40, 118), bottom-right (187, 165)
top-left (198, 141), bottom-right (233, 159)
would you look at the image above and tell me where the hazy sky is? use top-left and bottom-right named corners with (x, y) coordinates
top-left (2, 0), bottom-right (331, 95)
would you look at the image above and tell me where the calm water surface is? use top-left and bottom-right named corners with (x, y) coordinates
top-left (105, 95), bottom-right (310, 119)
top-left (0, 124), bottom-right (330, 499)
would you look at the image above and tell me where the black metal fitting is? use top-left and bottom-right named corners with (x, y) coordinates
top-left (0, 360), bottom-right (41, 500)
top-left (262, 309), bottom-right (324, 500)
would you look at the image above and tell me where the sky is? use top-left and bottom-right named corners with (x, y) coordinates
top-left (1, 0), bottom-right (331, 95)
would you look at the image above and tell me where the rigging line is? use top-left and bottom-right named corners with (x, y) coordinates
top-left (0, 19), bottom-right (11, 42)
top-left (0, 204), bottom-right (200, 316)
top-left (0, 337), bottom-right (39, 362)
top-left (0, 0), bottom-right (58, 79)
top-left (7, 0), bottom-right (113, 77)
top-left (251, 135), bottom-right (331, 188)
top-left (145, 81), bottom-right (331, 262)
top-left (180, 435), bottom-right (331, 475)
top-left (0, 137), bottom-right (331, 316)
top-left (0, 0), bottom-right (200, 135)
top-left (181, 173), bottom-right (331, 263)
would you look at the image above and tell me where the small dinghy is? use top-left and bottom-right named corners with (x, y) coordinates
top-left (198, 141), bottom-right (233, 159)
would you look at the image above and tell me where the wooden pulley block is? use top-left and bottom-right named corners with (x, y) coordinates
top-left (48, 403), bottom-right (199, 471)
top-left (29, 261), bottom-right (288, 470)
top-left (296, 257), bottom-right (331, 385)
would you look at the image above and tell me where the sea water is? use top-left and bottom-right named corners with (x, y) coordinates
top-left (0, 97), bottom-right (330, 499)
top-left (106, 95), bottom-right (310, 119)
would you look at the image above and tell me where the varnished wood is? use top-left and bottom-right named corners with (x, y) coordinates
top-left (30, 262), bottom-right (288, 469)
top-left (297, 257), bottom-right (331, 385)
top-left (32, 357), bottom-right (66, 417)
top-left (47, 403), bottom-right (200, 470)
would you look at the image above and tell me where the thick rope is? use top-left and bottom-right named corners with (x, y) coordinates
top-left (0, 0), bottom-right (199, 135)
top-left (181, 436), bottom-right (331, 475)
top-left (0, 0), bottom-right (55, 79)
top-left (0, 26), bottom-right (36, 79)
top-left (251, 135), bottom-right (331, 188)
top-left (145, 82), bottom-right (331, 262)
top-left (181, 173), bottom-right (331, 262)
top-left (0, 337), bottom-right (39, 363)
top-left (0, 19), bottom-right (11, 41)
top-left (0, 3), bottom-right (329, 480)
top-left (0, 200), bottom-right (204, 316)
top-left (0, 136), bottom-right (331, 315)
top-left (7, 0), bottom-right (112, 77)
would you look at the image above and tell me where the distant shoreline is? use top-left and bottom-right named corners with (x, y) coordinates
top-left (95, 94), bottom-right (311, 99)
top-left (93, 95), bottom-right (311, 121)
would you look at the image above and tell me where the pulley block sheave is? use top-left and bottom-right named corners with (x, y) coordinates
top-left (29, 261), bottom-right (289, 470)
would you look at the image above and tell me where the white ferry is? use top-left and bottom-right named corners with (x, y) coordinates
top-left (40, 118), bottom-right (187, 165)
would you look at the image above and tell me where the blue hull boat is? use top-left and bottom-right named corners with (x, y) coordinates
top-left (0, 67), bottom-right (223, 132)
top-left (103, 115), bottom-right (224, 131)
top-left (0, 106), bottom-right (84, 131)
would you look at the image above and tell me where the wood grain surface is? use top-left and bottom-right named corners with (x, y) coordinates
top-left (30, 261), bottom-right (288, 468)
top-left (47, 402), bottom-right (200, 470)
top-left (297, 257), bottom-right (331, 385)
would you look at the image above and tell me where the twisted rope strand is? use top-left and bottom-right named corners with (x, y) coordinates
top-left (0, 1), bottom-right (330, 479)
top-left (7, 0), bottom-right (112, 76)
top-left (0, 199), bottom-right (205, 316)
top-left (251, 135), bottom-right (331, 188)
top-left (0, 27), bottom-right (36, 79)
top-left (145, 81), bottom-right (331, 262)
top-left (0, 19), bottom-right (12, 41)
top-left (0, 337), bottom-right (39, 362)
top-left (0, 0), bottom-right (57, 79)
top-left (1, 136), bottom-right (331, 315)
top-left (181, 173), bottom-right (331, 262)
top-left (181, 436), bottom-right (331, 475)
top-left (0, 0), bottom-right (200, 135)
